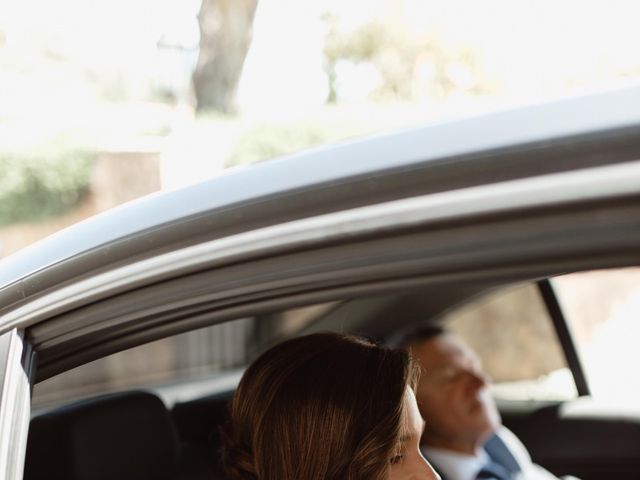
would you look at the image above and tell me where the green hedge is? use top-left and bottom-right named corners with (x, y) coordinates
top-left (225, 112), bottom-right (390, 167)
top-left (227, 122), bottom-right (333, 166)
top-left (0, 153), bottom-right (94, 227)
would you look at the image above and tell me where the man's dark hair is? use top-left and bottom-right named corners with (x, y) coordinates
top-left (398, 324), bottom-right (447, 348)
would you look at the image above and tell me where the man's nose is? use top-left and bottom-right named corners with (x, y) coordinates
top-left (466, 368), bottom-right (489, 388)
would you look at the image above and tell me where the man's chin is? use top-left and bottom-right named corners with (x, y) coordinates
top-left (469, 403), bottom-right (501, 437)
top-left (476, 393), bottom-right (501, 426)
top-left (481, 414), bottom-right (501, 442)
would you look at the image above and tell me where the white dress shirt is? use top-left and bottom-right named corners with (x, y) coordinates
top-left (422, 444), bottom-right (491, 480)
top-left (422, 426), bottom-right (562, 480)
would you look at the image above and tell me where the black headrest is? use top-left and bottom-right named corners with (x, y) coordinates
top-left (25, 391), bottom-right (178, 480)
top-left (172, 390), bottom-right (232, 445)
top-left (171, 391), bottom-right (234, 479)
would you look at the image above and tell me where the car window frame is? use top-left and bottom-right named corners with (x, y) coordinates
top-left (0, 329), bottom-right (34, 480)
top-left (537, 279), bottom-right (590, 396)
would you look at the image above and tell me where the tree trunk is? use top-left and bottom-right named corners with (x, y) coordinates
top-left (193, 0), bottom-right (258, 113)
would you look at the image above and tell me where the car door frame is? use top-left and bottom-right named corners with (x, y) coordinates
top-left (0, 329), bottom-right (35, 480)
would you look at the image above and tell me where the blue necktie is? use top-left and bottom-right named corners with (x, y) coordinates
top-left (483, 434), bottom-right (521, 474)
top-left (475, 460), bottom-right (512, 480)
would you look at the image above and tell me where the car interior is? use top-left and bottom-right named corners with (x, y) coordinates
top-left (22, 267), bottom-right (640, 480)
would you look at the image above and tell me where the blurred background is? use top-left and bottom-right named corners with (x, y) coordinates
top-left (2, 0), bottom-right (640, 405)
top-left (3, 0), bottom-right (640, 255)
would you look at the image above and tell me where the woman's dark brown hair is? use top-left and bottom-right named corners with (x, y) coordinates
top-left (221, 332), bottom-right (419, 480)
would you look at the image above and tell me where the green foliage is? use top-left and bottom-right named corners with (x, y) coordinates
top-left (323, 17), bottom-right (489, 103)
top-left (0, 151), bottom-right (94, 227)
top-left (324, 21), bottom-right (391, 64)
top-left (227, 122), bottom-right (333, 166)
top-left (225, 104), bottom-right (432, 167)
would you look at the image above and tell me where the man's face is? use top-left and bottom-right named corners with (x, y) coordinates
top-left (410, 333), bottom-right (500, 453)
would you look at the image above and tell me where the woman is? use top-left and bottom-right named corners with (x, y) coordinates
top-left (221, 332), bottom-right (438, 480)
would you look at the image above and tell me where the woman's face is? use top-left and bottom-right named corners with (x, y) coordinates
top-left (388, 389), bottom-right (440, 480)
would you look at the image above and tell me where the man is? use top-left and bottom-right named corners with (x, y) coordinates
top-left (404, 326), bottom-right (565, 480)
